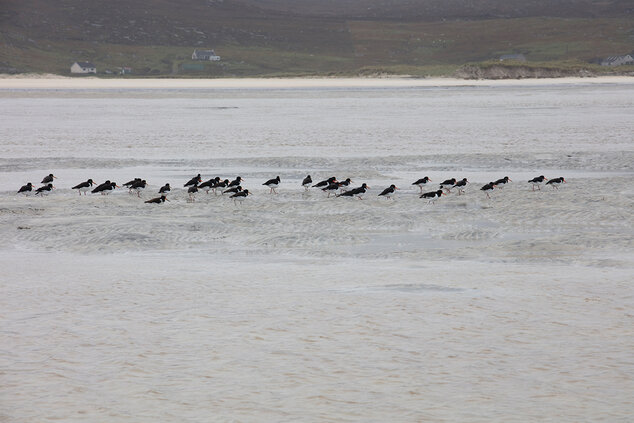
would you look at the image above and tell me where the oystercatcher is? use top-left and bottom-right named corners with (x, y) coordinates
top-left (123, 178), bottom-right (141, 190)
top-left (313, 176), bottom-right (336, 188)
top-left (528, 175), bottom-right (548, 191)
top-left (187, 184), bottom-right (199, 202)
top-left (337, 178), bottom-right (352, 191)
top-left (72, 179), bottom-right (94, 195)
top-left (412, 176), bottom-right (431, 193)
top-left (129, 179), bottom-right (147, 197)
top-left (230, 189), bottom-right (250, 205)
top-left (159, 183), bottom-right (171, 194)
top-left (302, 175), bottom-right (312, 190)
top-left (223, 185), bottom-right (242, 195)
top-left (184, 174), bottom-right (202, 187)
top-left (17, 182), bottom-right (33, 195)
top-left (453, 178), bottom-right (468, 195)
top-left (263, 176), bottom-right (281, 194)
top-left (546, 177), bottom-right (566, 189)
top-left (228, 176), bottom-right (243, 188)
top-left (420, 189), bottom-right (444, 204)
top-left (493, 176), bottom-right (511, 189)
top-left (440, 178), bottom-right (457, 193)
top-left (480, 182), bottom-right (496, 199)
top-left (145, 195), bottom-right (169, 204)
top-left (41, 174), bottom-right (56, 184)
top-left (322, 182), bottom-right (340, 197)
top-left (199, 177), bottom-right (219, 194)
top-left (378, 184), bottom-right (399, 199)
top-left (92, 181), bottom-right (119, 195)
top-left (337, 183), bottom-right (369, 200)
top-left (215, 179), bottom-right (230, 194)
top-left (35, 183), bottom-right (54, 196)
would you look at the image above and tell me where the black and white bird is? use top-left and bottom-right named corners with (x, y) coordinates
top-left (230, 189), bottom-right (250, 205)
top-left (337, 178), bottom-right (352, 191)
top-left (480, 182), bottom-right (496, 199)
top-left (187, 184), bottom-right (199, 202)
top-left (302, 175), bottom-right (312, 190)
top-left (313, 176), bottom-right (336, 188)
top-left (228, 176), bottom-right (243, 188)
top-left (223, 185), bottom-right (242, 195)
top-left (493, 176), bottom-right (511, 189)
top-left (184, 174), bottom-right (202, 187)
top-left (322, 182), bottom-right (341, 197)
top-left (41, 173), bottom-right (56, 184)
top-left (92, 181), bottom-right (119, 195)
top-left (412, 176), bottom-right (431, 193)
top-left (159, 183), bottom-right (171, 194)
top-left (528, 175), bottom-right (548, 191)
top-left (546, 177), bottom-right (566, 189)
top-left (215, 179), bottom-right (230, 194)
top-left (420, 189), bottom-right (444, 203)
top-left (72, 179), bottom-right (94, 195)
top-left (17, 182), bottom-right (34, 195)
top-left (337, 183), bottom-right (369, 200)
top-left (453, 178), bottom-right (469, 195)
top-left (123, 178), bottom-right (141, 190)
top-left (145, 195), bottom-right (169, 204)
top-left (378, 184), bottom-right (399, 199)
top-left (263, 176), bottom-right (281, 194)
top-left (35, 183), bottom-right (54, 196)
top-left (199, 177), bottom-right (219, 194)
top-left (129, 179), bottom-right (147, 197)
top-left (440, 178), bottom-right (457, 193)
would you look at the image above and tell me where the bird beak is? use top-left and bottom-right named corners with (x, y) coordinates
top-left (396, 187), bottom-right (400, 190)
top-left (165, 198), bottom-right (170, 202)
top-left (509, 178), bottom-right (512, 182)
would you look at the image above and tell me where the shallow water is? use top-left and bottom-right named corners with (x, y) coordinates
top-left (1, 82), bottom-right (633, 422)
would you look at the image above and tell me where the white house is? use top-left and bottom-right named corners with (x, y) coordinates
top-left (192, 49), bottom-right (220, 61)
top-left (601, 55), bottom-right (634, 67)
top-left (70, 62), bottom-right (97, 74)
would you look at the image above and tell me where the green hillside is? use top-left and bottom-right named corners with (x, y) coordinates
top-left (0, 0), bottom-right (632, 77)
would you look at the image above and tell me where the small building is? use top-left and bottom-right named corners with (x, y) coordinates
top-left (499, 54), bottom-right (526, 62)
top-left (601, 55), bottom-right (634, 67)
top-left (119, 67), bottom-right (133, 75)
top-left (70, 61), bottom-right (96, 74)
top-left (192, 49), bottom-right (220, 61)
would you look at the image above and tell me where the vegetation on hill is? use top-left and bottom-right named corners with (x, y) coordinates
top-left (0, 0), bottom-right (632, 77)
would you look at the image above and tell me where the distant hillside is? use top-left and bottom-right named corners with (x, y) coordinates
top-left (242, 0), bottom-right (632, 19)
top-left (0, 0), bottom-right (632, 77)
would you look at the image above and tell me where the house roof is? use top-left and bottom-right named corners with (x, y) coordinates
top-left (603, 55), bottom-right (633, 62)
top-left (75, 61), bottom-right (96, 68)
top-left (193, 49), bottom-right (216, 55)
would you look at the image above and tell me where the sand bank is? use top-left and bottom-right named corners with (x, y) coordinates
top-left (0, 75), bottom-right (632, 89)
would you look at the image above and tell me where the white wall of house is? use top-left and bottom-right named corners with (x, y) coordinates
top-left (70, 62), bottom-right (96, 74)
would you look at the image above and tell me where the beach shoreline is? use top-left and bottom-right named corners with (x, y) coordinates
top-left (0, 74), bottom-right (632, 89)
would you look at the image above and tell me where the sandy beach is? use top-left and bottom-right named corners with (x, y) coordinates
top-left (0, 74), bottom-right (632, 89)
top-left (1, 79), bottom-right (633, 422)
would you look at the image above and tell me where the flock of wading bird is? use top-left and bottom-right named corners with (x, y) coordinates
top-left (16, 173), bottom-right (567, 205)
